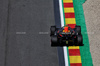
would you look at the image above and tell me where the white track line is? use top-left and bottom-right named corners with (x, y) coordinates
top-left (59, 0), bottom-right (69, 66)
top-left (59, 0), bottom-right (64, 27)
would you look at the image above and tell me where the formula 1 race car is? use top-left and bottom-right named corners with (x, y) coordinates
top-left (50, 25), bottom-right (84, 46)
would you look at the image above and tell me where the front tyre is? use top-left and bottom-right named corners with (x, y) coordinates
top-left (75, 26), bottom-right (81, 35)
top-left (50, 26), bottom-right (56, 36)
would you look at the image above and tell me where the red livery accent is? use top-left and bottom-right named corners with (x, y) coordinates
top-left (64, 26), bottom-right (68, 32)
top-left (60, 34), bottom-right (62, 37)
top-left (64, 3), bottom-right (73, 7)
top-left (69, 49), bottom-right (80, 56)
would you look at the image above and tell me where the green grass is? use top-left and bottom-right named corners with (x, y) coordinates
top-left (73, 0), bottom-right (93, 66)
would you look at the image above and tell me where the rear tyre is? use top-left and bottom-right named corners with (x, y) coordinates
top-left (76, 35), bottom-right (83, 46)
top-left (75, 26), bottom-right (81, 35)
top-left (51, 36), bottom-right (58, 46)
top-left (50, 26), bottom-right (56, 36)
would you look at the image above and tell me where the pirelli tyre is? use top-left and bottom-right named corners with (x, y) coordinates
top-left (50, 26), bottom-right (56, 36)
top-left (75, 26), bottom-right (81, 35)
top-left (51, 36), bottom-right (58, 46)
top-left (76, 35), bottom-right (83, 46)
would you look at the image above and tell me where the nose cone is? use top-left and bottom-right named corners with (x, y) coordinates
top-left (64, 27), bottom-right (68, 32)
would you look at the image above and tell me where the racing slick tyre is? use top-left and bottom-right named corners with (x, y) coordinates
top-left (75, 26), bottom-right (81, 35)
top-left (50, 26), bottom-right (56, 36)
top-left (76, 35), bottom-right (83, 46)
top-left (51, 36), bottom-right (58, 46)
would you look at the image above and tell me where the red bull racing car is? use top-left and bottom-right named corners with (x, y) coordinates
top-left (50, 25), bottom-right (84, 46)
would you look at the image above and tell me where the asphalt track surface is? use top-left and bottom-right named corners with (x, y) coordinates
top-left (0, 0), bottom-right (59, 66)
